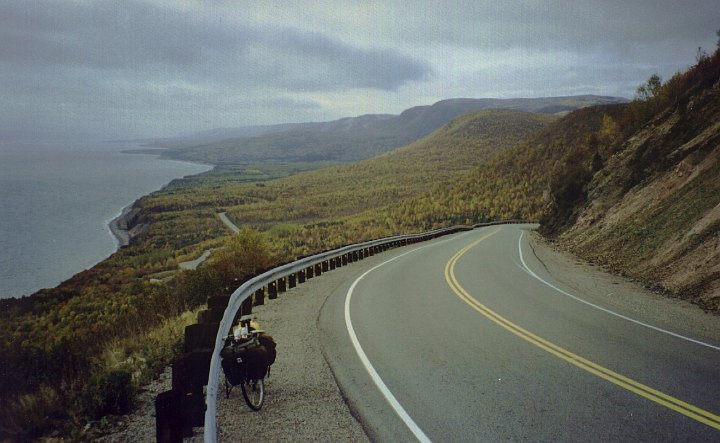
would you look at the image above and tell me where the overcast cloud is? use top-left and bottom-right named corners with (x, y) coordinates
top-left (1, 0), bottom-right (718, 139)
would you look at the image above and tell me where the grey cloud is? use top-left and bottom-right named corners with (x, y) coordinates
top-left (259, 97), bottom-right (323, 110)
top-left (0, 1), bottom-right (432, 137)
top-left (0, 1), bottom-right (208, 68)
top-left (0, 1), bottom-right (430, 91)
top-left (396, 0), bottom-right (719, 56)
top-left (247, 30), bottom-right (429, 91)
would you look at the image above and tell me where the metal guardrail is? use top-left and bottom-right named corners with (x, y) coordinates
top-left (203, 220), bottom-right (527, 442)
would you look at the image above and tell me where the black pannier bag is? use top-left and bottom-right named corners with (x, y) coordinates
top-left (257, 333), bottom-right (277, 367)
top-left (244, 345), bottom-right (269, 380)
top-left (221, 351), bottom-right (245, 386)
top-left (220, 336), bottom-right (270, 384)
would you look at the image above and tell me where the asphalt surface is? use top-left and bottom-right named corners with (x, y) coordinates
top-left (319, 224), bottom-right (720, 442)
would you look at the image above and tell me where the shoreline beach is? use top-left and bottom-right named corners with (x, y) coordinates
top-left (108, 204), bottom-right (135, 247)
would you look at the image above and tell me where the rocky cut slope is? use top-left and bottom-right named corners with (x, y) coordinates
top-left (551, 50), bottom-right (720, 310)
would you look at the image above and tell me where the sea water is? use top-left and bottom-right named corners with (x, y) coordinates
top-left (0, 140), bottom-right (211, 298)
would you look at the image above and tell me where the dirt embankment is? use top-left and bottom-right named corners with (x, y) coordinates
top-left (558, 83), bottom-right (720, 311)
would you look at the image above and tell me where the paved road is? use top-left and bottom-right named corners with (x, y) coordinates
top-left (319, 224), bottom-right (720, 442)
top-left (218, 211), bottom-right (240, 233)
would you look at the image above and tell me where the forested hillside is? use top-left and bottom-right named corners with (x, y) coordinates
top-left (159, 95), bottom-right (622, 164)
top-left (374, 105), bottom-right (623, 229)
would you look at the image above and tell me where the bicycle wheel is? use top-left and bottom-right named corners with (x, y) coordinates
top-left (241, 379), bottom-right (264, 411)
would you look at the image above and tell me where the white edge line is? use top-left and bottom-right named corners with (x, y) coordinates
top-left (517, 230), bottom-right (720, 352)
top-left (344, 246), bottom-right (433, 443)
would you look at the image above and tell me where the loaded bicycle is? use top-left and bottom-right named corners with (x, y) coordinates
top-left (220, 323), bottom-right (276, 411)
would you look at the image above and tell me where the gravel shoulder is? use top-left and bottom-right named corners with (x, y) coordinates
top-left (528, 232), bottom-right (720, 345)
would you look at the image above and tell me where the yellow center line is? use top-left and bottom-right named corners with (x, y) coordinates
top-left (444, 230), bottom-right (720, 430)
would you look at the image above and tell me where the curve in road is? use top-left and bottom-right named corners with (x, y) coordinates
top-left (445, 228), bottom-right (720, 430)
top-left (321, 224), bottom-right (720, 442)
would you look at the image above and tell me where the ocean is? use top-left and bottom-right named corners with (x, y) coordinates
top-left (0, 140), bottom-right (211, 298)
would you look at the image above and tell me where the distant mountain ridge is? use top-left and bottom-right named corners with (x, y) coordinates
top-left (154, 95), bottom-right (626, 164)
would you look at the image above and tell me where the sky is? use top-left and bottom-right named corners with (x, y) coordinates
top-left (1, 1), bottom-right (718, 140)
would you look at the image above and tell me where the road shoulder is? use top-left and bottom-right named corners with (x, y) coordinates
top-left (527, 231), bottom-right (719, 345)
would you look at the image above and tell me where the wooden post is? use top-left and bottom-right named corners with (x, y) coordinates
top-left (156, 390), bottom-right (183, 443)
top-left (197, 307), bottom-right (224, 324)
top-left (207, 295), bottom-right (230, 309)
top-left (278, 277), bottom-right (287, 293)
top-left (183, 323), bottom-right (220, 354)
top-left (254, 287), bottom-right (265, 306)
top-left (289, 273), bottom-right (297, 288)
top-left (241, 296), bottom-right (253, 321)
top-left (268, 281), bottom-right (278, 300)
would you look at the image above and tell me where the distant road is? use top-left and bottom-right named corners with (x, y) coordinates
top-left (320, 225), bottom-right (719, 442)
top-left (178, 249), bottom-right (213, 270)
top-left (218, 212), bottom-right (240, 233)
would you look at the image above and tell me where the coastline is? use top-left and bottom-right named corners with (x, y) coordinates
top-left (0, 141), bottom-right (211, 299)
top-left (108, 204), bottom-right (135, 247)
top-left (108, 202), bottom-right (147, 248)
top-left (106, 154), bottom-right (212, 250)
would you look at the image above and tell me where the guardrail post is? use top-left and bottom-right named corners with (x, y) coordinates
top-left (322, 260), bottom-right (329, 272)
top-left (297, 269), bottom-right (306, 283)
top-left (342, 255), bottom-right (348, 266)
top-left (329, 259), bottom-right (336, 270)
top-left (197, 307), bottom-right (224, 324)
top-left (278, 277), bottom-right (287, 293)
top-left (208, 295), bottom-right (230, 309)
top-left (184, 323), bottom-right (220, 354)
top-left (268, 281), bottom-right (278, 299)
top-left (306, 265), bottom-right (314, 279)
top-left (156, 389), bottom-right (183, 443)
top-left (314, 263), bottom-right (322, 276)
top-left (240, 296), bottom-right (253, 321)
top-left (163, 322), bottom-right (218, 437)
top-left (288, 273), bottom-right (297, 288)
top-left (254, 287), bottom-right (265, 306)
